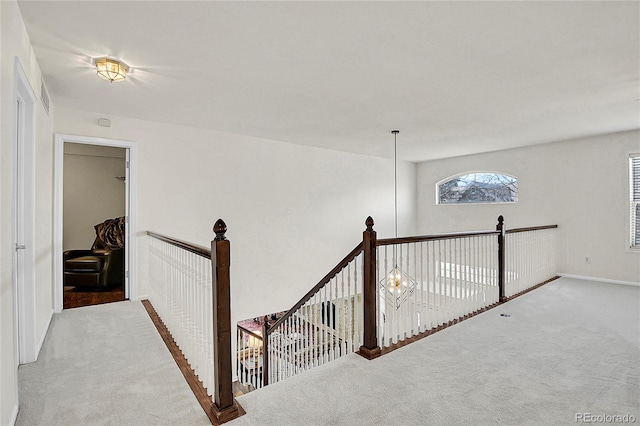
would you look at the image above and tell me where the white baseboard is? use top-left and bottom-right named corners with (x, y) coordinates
top-left (558, 273), bottom-right (640, 287)
top-left (134, 294), bottom-right (148, 301)
top-left (35, 309), bottom-right (54, 361)
top-left (9, 403), bottom-right (19, 426)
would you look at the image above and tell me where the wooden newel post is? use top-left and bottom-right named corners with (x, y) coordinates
top-left (359, 216), bottom-right (381, 360)
top-left (261, 318), bottom-right (269, 387)
top-left (210, 219), bottom-right (241, 423)
top-left (496, 215), bottom-right (506, 303)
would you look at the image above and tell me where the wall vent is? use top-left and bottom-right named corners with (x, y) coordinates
top-left (40, 79), bottom-right (50, 115)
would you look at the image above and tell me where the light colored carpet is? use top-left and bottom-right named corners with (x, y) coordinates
top-left (16, 301), bottom-right (210, 426)
top-left (231, 277), bottom-right (640, 426)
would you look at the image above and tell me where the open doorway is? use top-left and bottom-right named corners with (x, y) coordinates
top-left (54, 134), bottom-right (137, 313)
top-left (62, 143), bottom-right (127, 308)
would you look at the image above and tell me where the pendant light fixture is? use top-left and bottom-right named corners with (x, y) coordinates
top-left (381, 130), bottom-right (417, 309)
top-left (392, 130), bottom-right (399, 239)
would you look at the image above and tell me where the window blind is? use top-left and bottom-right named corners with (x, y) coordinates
top-left (631, 155), bottom-right (640, 247)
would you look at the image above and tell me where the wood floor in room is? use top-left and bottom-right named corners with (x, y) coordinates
top-left (63, 285), bottom-right (126, 309)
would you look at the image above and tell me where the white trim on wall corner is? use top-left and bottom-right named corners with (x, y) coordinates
top-left (53, 136), bottom-right (63, 312)
top-left (558, 273), bottom-right (640, 287)
top-left (34, 309), bottom-right (54, 360)
top-left (9, 403), bottom-right (18, 426)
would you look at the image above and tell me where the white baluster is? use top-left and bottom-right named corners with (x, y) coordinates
top-left (426, 241), bottom-right (431, 331)
top-left (471, 237), bottom-right (476, 312)
top-left (322, 284), bottom-right (328, 365)
top-left (328, 277), bottom-right (334, 361)
top-left (382, 246), bottom-right (388, 347)
top-left (339, 269), bottom-right (345, 356)
top-left (313, 291), bottom-right (318, 368)
top-left (305, 300), bottom-right (311, 370)
top-left (417, 242), bottom-right (422, 334)
top-left (356, 253), bottom-right (361, 349)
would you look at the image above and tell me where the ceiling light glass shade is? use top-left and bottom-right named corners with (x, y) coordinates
top-left (95, 58), bottom-right (128, 83)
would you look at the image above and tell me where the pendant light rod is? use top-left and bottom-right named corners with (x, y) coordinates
top-left (392, 130), bottom-right (399, 239)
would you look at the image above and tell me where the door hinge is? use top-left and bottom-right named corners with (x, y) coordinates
top-left (15, 244), bottom-right (26, 250)
top-left (126, 161), bottom-right (130, 168)
top-left (126, 270), bottom-right (129, 279)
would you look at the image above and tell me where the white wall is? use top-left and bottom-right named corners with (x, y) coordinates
top-left (0, 1), bottom-right (54, 425)
top-left (416, 130), bottom-right (640, 284)
top-left (63, 144), bottom-right (126, 251)
top-left (54, 106), bottom-right (417, 328)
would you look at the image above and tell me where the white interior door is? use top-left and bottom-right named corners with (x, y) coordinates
top-left (15, 97), bottom-right (25, 365)
top-left (14, 59), bottom-right (37, 364)
top-left (124, 148), bottom-right (131, 299)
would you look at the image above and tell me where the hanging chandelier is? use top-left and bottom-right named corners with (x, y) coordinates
top-left (380, 130), bottom-right (417, 309)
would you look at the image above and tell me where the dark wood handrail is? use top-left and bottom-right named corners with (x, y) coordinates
top-left (377, 230), bottom-right (500, 246)
top-left (259, 215), bottom-right (559, 386)
top-left (266, 242), bottom-right (364, 334)
top-left (506, 224), bottom-right (558, 234)
top-left (237, 324), bottom-right (263, 341)
top-left (148, 221), bottom-right (241, 422)
top-left (147, 231), bottom-right (211, 258)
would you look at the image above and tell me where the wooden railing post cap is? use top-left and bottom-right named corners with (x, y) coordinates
top-left (497, 215), bottom-right (504, 229)
top-left (213, 218), bottom-right (227, 241)
top-left (365, 216), bottom-right (375, 231)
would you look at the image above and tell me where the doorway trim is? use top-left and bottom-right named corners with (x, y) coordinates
top-left (13, 58), bottom-right (37, 364)
top-left (53, 134), bottom-right (138, 312)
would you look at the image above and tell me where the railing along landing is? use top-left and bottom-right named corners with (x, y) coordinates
top-left (504, 224), bottom-right (558, 298)
top-left (148, 232), bottom-right (214, 394)
top-left (146, 220), bottom-right (242, 424)
top-left (375, 229), bottom-right (500, 349)
top-left (251, 215), bottom-right (558, 389)
top-left (261, 244), bottom-right (365, 386)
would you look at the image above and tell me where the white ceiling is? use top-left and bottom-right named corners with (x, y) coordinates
top-left (17, 1), bottom-right (640, 162)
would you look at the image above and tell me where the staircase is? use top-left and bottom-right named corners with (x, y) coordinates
top-left (146, 215), bottom-right (558, 423)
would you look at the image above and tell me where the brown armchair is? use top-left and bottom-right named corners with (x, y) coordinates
top-left (64, 217), bottom-right (125, 290)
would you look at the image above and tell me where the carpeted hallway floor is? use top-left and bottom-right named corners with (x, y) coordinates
top-left (231, 277), bottom-right (639, 426)
top-left (16, 301), bottom-right (209, 426)
top-left (15, 277), bottom-right (639, 425)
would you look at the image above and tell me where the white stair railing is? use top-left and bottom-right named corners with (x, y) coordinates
top-left (146, 221), bottom-right (241, 423)
top-left (148, 233), bottom-right (214, 395)
top-left (376, 232), bottom-right (499, 349)
top-left (238, 216), bottom-right (559, 396)
top-left (236, 325), bottom-right (264, 391)
top-left (504, 225), bottom-right (558, 297)
top-left (262, 244), bottom-right (364, 386)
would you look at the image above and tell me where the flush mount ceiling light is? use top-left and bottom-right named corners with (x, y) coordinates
top-left (95, 57), bottom-right (128, 83)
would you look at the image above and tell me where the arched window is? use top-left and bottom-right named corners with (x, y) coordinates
top-left (437, 172), bottom-right (518, 205)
